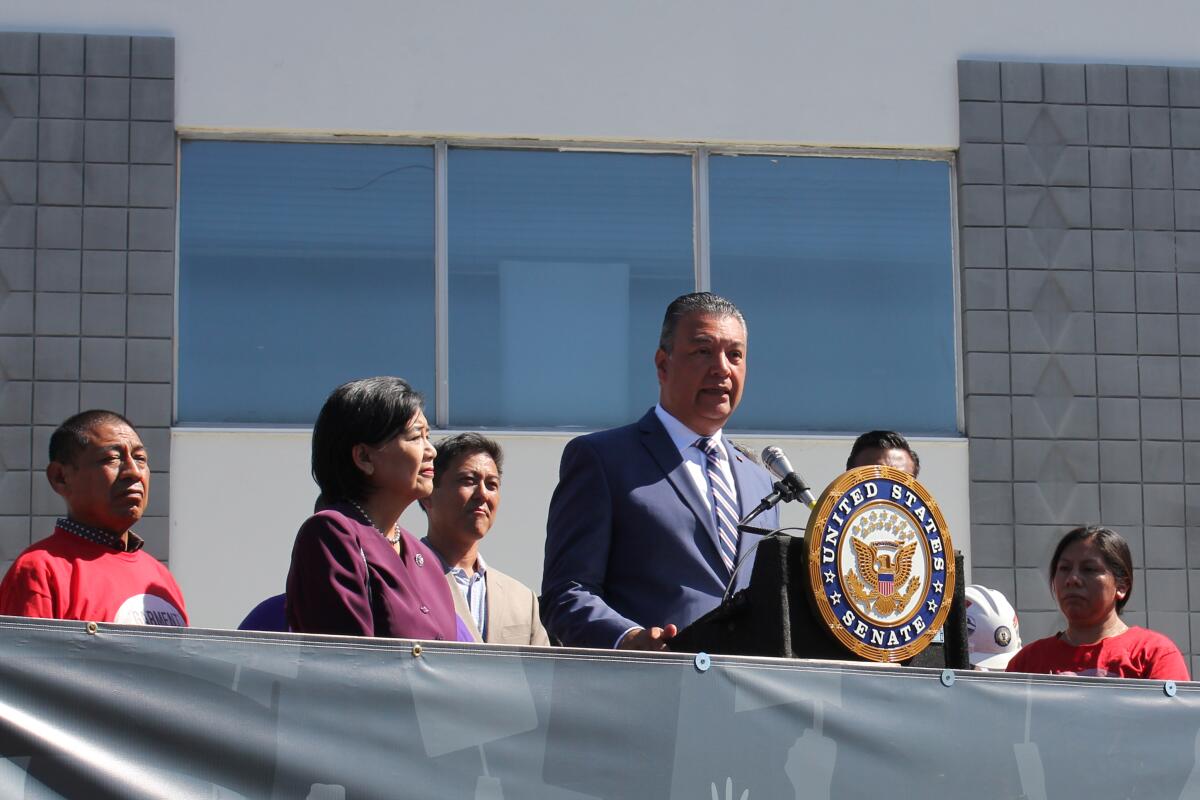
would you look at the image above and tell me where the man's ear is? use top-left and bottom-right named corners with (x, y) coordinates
top-left (350, 444), bottom-right (374, 476)
top-left (654, 348), bottom-right (668, 383)
top-left (46, 461), bottom-right (69, 498)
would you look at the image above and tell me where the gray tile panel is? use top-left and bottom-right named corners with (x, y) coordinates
top-left (969, 523), bottom-right (1015, 566)
top-left (1131, 149), bottom-right (1173, 189)
top-left (1086, 64), bottom-right (1128, 105)
top-left (84, 164), bottom-right (130, 207)
top-left (1138, 314), bottom-right (1180, 354)
top-left (1182, 316), bottom-right (1200, 354)
top-left (130, 37), bottom-right (173, 80)
top-left (959, 101), bottom-right (1002, 143)
top-left (1134, 189), bottom-right (1176, 230)
top-left (1129, 66), bottom-right (1169, 106)
top-left (33, 293), bottom-right (79, 335)
top-left (129, 122), bottom-right (174, 164)
top-left (1177, 190), bottom-right (1200, 230)
top-left (129, 165), bottom-right (174, 208)
top-left (966, 352), bottom-right (1010, 394)
top-left (38, 76), bottom-right (84, 119)
top-left (1180, 233), bottom-right (1200, 271)
top-left (1088, 106), bottom-right (1130, 146)
top-left (128, 208), bottom-right (173, 250)
top-left (80, 380), bottom-right (125, 412)
top-left (125, 382), bottom-right (170, 426)
top-left (1170, 68), bottom-right (1200, 108)
top-left (1129, 107), bottom-right (1171, 147)
top-left (1142, 442), bottom-right (1184, 483)
top-left (84, 120), bottom-right (129, 163)
top-left (1097, 354), bottom-right (1139, 396)
top-left (1185, 357), bottom-right (1200, 396)
top-left (0, 33), bottom-right (38, 74)
top-left (1002, 62), bottom-right (1042, 102)
top-left (0, 118), bottom-right (38, 160)
top-left (127, 252), bottom-right (172, 294)
top-left (125, 338), bottom-right (170, 382)
top-left (32, 336), bottom-right (78, 382)
top-left (959, 61), bottom-right (1001, 101)
top-left (1141, 398), bottom-right (1183, 439)
top-left (85, 77), bottom-right (130, 120)
top-left (1089, 147), bottom-right (1131, 188)
top-left (38, 34), bottom-right (83, 76)
top-left (31, 381), bottom-right (77, 424)
top-left (130, 79), bottom-right (172, 121)
top-left (0, 76), bottom-right (39, 118)
top-left (1133, 230), bottom-right (1175, 271)
top-left (961, 227), bottom-right (1006, 269)
top-left (0, 337), bottom-right (33, 380)
top-left (1092, 230), bottom-right (1133, 270)
top-left (81, 251), bottom-right (126, 293)
top-left (1044, 64), bottom-right (1085, 104)
top-left (35, 206), bottom-right (81, 249)
top-left (1172, 110), bottom-right (1200, 148)
top-left (1099, 440), bottom-right (1142, 482)
top-left (0, 162), bottom-right (37, 205)
top-left (80, 292), bottom-right (126, 336)
top-left (82, 207), bottom-right (128, 251)
top-left (37, 163), bottom-right (82, 206)
top-left (0, 205), bottom-right (37, 248)
top-left (1139, 355), bottom-right (1182, 397)
top-left (963, 268), bottom-right (1007, 309)
top-left (80, 337), bottom-right (125, 382)
top-left (35, 250), bottom-right (81, 292)
top-left (970, 438), bottom-right (1013, 481)
top-left (0, 249), bottom-right (35, 291)
top-left (85, 35), bottom-right (130, 78)
top-left (126, 294), bottom-right (172, 337)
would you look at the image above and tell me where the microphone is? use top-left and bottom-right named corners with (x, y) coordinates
top-left (737, 446), bottom-right (818, 526)
top-left (760, 447), bottom-right (817, 509)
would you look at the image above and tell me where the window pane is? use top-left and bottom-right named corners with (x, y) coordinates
top-left (710, 155), bottom-right (957, 434)
top-left (448, 149), bottom-right (694, 428)
top-left (179, 141), bottom-right (435, 424)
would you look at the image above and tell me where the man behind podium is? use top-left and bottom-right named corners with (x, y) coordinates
top-left (541, 292), bottom-right (779, 650)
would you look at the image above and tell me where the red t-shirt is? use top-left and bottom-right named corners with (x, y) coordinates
top-left (0, 528), bottom-right (188, 626)
top-left (1006, 626), bottom-right (1189, 680)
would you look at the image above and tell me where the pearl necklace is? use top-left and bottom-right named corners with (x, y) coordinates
top-left (348, 500), bottom-right (402, 545)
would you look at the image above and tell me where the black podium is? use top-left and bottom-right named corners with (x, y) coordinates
top-left (671, 533), bottom-right (969, 669)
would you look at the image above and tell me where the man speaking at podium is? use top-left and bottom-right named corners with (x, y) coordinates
top-left (541, 292), bottom-right (779, 650)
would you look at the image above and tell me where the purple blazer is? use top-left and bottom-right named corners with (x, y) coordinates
top-left (286, 501), bottom-right (463, 641)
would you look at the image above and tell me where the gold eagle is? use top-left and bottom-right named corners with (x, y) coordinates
top-left (845, 539), bottom-right (919, 617)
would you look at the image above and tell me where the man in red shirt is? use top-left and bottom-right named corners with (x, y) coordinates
top-left (0, 409), bottom-right (188, 625)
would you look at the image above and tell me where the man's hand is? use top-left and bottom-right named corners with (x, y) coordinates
top-left (618, 624), bottom-right (678, 651)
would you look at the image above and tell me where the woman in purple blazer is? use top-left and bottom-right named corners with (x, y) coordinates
top-left (286, 377), bottom-right (468, 642)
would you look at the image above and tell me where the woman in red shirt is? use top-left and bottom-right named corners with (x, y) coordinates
top-left (1007, 525), bottom-right (1189, 680)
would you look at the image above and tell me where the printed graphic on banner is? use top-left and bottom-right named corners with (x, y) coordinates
top-left (806, 466), bottom-right (955, 662)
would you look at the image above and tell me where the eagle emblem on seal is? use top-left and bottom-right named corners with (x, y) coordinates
top-left (845, 538), bottom-right (920, 617)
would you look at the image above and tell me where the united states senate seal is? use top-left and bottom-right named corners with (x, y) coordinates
top-left (805, 465), bottom-right (955, 662)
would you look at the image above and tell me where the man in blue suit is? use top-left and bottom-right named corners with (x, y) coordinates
top-left (541, 292), bottom-right (780, 650)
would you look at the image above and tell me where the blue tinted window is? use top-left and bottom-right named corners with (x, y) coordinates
top-left (447, 149), bottom-right (694, 428)
top-left (179, 141), bottom-right (435, 424)
top-left (710, 155), bottom-right (956, 434)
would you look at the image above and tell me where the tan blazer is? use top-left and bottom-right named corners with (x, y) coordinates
top-left (446, 565), bottom-right (550, 646)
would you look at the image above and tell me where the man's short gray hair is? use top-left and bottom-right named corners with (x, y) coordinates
top-left (658, 292), bottom-right (746, 353)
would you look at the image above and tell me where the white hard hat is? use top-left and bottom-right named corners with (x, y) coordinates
top-left (965, 585), bottom-right (1021, 670)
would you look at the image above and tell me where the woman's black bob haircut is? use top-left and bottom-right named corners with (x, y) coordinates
top-left (1050, 525), bottom-right (1134, 614)
top-left (311, 376), bottom-right (425, 503)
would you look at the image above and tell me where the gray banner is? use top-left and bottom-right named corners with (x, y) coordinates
top-left (0, 617), bottom-right (1195, 799)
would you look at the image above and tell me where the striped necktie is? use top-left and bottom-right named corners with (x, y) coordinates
top-left (696, 436), bottom-right (739, 574)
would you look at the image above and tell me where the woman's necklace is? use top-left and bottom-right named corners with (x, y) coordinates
top-left (348, 500), bottom-right (402, 545)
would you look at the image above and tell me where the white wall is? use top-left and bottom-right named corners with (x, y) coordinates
top-left (4, 0), bottom-right (1200, 148)
top-left (171, 429), bottom-right (967, 628)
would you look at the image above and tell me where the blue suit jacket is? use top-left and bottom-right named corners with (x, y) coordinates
top-left (541, 408), bottom-right (781, 648)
